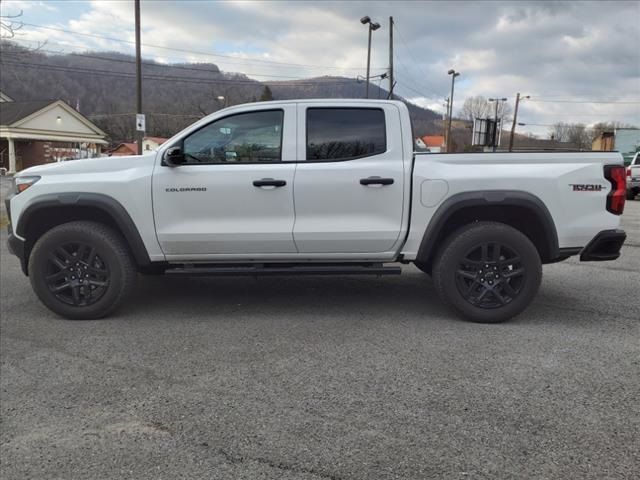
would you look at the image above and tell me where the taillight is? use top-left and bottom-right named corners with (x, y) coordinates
top-left (604, 165), bottom-right (626, 215)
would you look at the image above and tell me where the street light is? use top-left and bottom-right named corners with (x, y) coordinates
top-left (446, 69), bottom-right (460, 152)
top-left (508, 93), bottom-right (530, 151)
top-left (361, 16), bottom-right (381, 99)
top-left (488, 97), bottom-right (508, 152)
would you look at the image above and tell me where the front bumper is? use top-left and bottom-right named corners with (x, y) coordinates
top-left (5, 194), bottom-right (28, 275)
top-left (580, 229), bottom-right (626, 262)
top-left (7, 233), bottom-right (28, 274)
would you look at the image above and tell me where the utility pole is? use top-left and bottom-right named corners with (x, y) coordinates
top-left (508, 92), bottom-right (529, 152)
top-left (366, 25), bottom-right (372, 99)
top-left (488, 97), bottom-right (507, 152)
top-left (442, 97), bottom-right (450, 149)
top-left (134, 0), bottom-right (143, 155)
top-left (361, 16), bottom-right (380, 99)
top-left (388, 16), bottom-right (394, 99)
top-left (446, 69), bottom-right (460, 153)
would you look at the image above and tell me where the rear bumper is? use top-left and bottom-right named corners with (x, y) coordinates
top-left (579, 229), bottom-right (626, 262)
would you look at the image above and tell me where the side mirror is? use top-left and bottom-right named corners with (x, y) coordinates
top-left (164, 146), bottom-right (185, 166)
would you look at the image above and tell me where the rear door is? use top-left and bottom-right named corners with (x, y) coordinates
top-left (153, 105), bottom-right (297, 258)
top-left (293, 104), bottom-right (405, 253)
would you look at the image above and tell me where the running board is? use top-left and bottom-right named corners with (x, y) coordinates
top-left (165, 263), bottom-right (402, 277)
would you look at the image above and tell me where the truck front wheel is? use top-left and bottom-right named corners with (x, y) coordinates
top-left (432, 221), bottom-right (542, 323)
top-left (28, 221), bottom-right (136, 320)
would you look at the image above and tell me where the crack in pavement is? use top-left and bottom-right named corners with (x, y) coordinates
top-left (217, 448), bottom-right (346, 480)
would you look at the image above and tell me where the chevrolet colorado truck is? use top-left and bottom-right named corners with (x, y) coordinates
top-left (5, 100), bottom-right (628, 323)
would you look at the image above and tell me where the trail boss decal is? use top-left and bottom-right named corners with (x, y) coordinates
top-left (569, 184), bottom-right (605, 192)
top-left (165, 187), bottom-right (207, 192)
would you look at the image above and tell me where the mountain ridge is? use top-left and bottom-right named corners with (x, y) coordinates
top-left (0, 42), bottom-right (440, 143)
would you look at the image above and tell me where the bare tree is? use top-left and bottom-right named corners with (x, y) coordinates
top-left (459, 96), bottom-right (492, 121)
top-left (591, 121), bottom-right (638, 141)
top-left (549, 122), bottom-right (571, 142)
top-left (459, 95), bottom-right (513, 125)
top-left (0, 8), bottom-right (23, 39)
top-left (549, 122), bottom-right (591, 149)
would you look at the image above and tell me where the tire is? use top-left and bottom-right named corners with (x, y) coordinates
top-left (432, 221), bottom-right (542, 323)
top-left (627, 191), bottom-right (636, 200)
top-left (28, 221), bottom-right (136, 319)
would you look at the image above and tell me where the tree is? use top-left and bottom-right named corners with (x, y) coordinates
top-left (259, 86), bottom-right (273, 102)
top-left (459, 95), bottom-right (512, 125)
top-left (459, 96), bottom-right (492, 121)
top-left (590, 121), bottom-right (637, 141)
top-left (549, 122), bottom-right (591, 149)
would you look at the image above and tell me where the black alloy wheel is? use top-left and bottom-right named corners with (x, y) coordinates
top-left (45, 242), bottom-right (110, 306)
top-left (455, 242), bottom-right (525, 309)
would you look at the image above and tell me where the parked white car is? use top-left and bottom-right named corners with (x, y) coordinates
top-left (6, 100), bottom-right (627, 322)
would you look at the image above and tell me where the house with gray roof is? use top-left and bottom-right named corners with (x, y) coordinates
top-left (0, 92), bottom-right (107, 173)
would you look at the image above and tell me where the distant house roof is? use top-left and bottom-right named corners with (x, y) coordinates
top-left (0, 100), bottom-right (56, 126)
top-left (421, 135), bottom-right (445, 147)
top-left (144, 136), bottom-right (168, 144)
top-left (108, 142), bottom-right (138, 156)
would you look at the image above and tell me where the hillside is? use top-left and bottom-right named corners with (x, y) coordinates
top-left (0, 42), bottom-right (440, 143)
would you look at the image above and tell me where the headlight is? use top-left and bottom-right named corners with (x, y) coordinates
top-left (14, 176), bottom-right (41, 194)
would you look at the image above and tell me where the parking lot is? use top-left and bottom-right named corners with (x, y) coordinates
top-left (1, 181), bottom-right (638, 479)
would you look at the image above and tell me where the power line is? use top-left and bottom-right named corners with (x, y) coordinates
top-left (395, 80), bottom-right (434, 100)
top-left (8, 38), bottom-right (388, 77)
top-left (392, 51), bottom-right (438, 99)
top-left (88, 112), bottom-right (203, 118)
top-left (528, 99), bottom-right (640, 104)
top-left (20, 22), bottom-right (387, 72)
top-left (393, 22), bottom-right (432, 84)
top-left (0, 59), bottom-right (360, 87)
top-left (2, 47), bottom-right (332, 80)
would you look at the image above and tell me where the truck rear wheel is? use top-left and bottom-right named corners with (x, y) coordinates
top-left (28, 221), bottom-right (136, 320)
top-left (432, 221), bottom-right (542, 323)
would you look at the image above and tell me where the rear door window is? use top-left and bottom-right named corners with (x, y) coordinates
top-left (306, 108), bottom-right (386, 161)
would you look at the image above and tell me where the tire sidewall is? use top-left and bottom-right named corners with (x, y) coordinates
top-left (29, 224), bottom-right (130, 320)
top-left (435, 223), bottom-right (542, 323)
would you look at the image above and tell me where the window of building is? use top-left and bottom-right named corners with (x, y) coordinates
top-left (306, 108), bottom-right (386, 161)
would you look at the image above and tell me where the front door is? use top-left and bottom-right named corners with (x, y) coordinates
top-left (153, 106), bottom-right (297, 258)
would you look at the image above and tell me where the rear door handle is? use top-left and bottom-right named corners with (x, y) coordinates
top-left (360, 176), bottom-right (394, 186)
top-left (253, 178), bottom-right (286, 187)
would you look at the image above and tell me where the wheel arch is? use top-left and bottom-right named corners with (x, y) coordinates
top-left (16, 193), bottom-right (151, 273)
top-left (416, 190), bottom-right (560, 271)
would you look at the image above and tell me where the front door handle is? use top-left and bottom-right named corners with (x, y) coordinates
top-left (360, 176), bottom-right (394, 186)
top-left (253, 178), bottom-right (286, 187)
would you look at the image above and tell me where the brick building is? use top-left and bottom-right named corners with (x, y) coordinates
top-left (0, 93), bottom-right (107, 173)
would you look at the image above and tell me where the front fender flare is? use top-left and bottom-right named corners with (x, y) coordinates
top-left (16, 192), bottom-right (151, 267)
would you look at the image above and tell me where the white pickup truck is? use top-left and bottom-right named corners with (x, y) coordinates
top-left (6, 100), bottom-right (627, 323)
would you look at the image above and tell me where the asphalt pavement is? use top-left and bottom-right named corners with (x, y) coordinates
top-left (1, 184), bottom-right (638, 479)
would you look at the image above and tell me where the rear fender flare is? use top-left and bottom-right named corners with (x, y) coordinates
top-left (416, 190), bottom-right (559, 263)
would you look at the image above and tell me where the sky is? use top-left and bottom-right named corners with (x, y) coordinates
top-left (2, 0), bottom-right (640, 137)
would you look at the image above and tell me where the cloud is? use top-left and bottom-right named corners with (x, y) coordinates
top-left (11, 0), bottom-right (640, 136)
